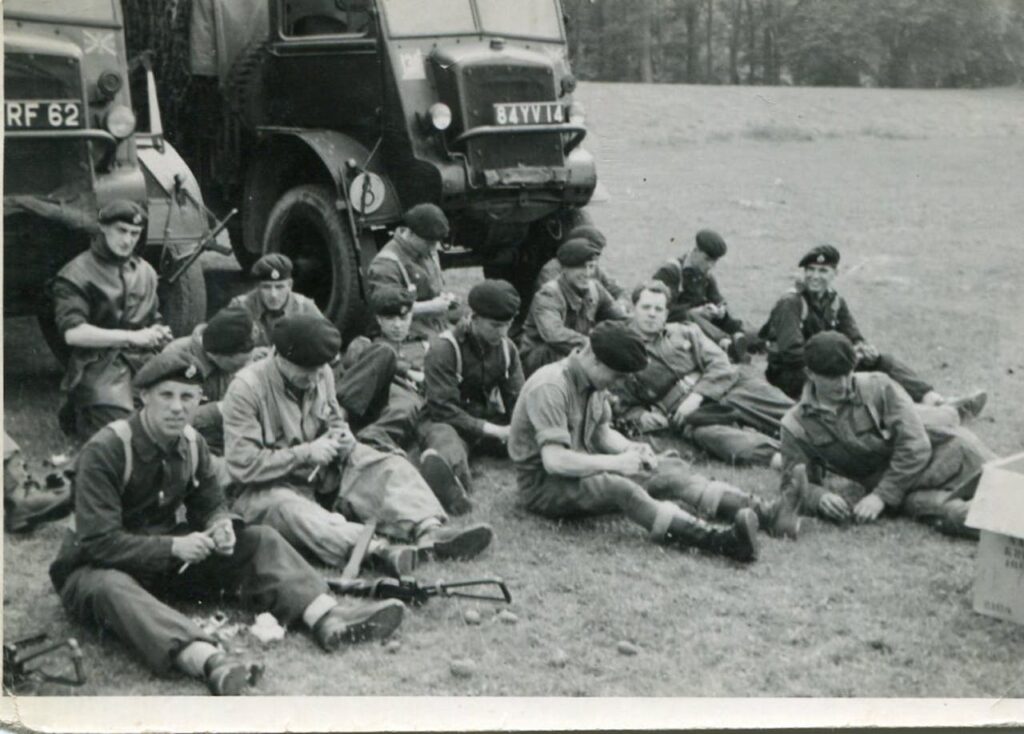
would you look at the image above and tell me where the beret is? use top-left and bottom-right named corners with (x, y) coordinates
top-left (565, 224), bottom-right (607, 251)
top-left (370, 286), bottom-right (414, 317)
top-left (804, 331), bottom-right (856, 376)
top-left (590, 321), bottom-right (649, 373)
top-left (203, 306), bottom-right (255, 355)
top-left (468, 279), bottom-right (520, 321)
top-left (98, 199), bottom-right (147, 227)
top-left (695, 229), bottom-right (727, 259)
top-left (799, 244), bottom-right (840, 268)
top-left (133, 349), bottom-right (205, 390)
top-left (556, 238), bottom-right (601, 268)
top-left (272, 313), bottom-right (341, 368)
top-left (252, 253), bottom-right (293, 281)
top-left (404, 203), bottom-right (450, 241)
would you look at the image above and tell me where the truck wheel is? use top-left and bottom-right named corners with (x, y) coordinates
top-left (228, 218), bottom-right (259, 273)
top-left (262, 184), bottom-right (362, 335)
top-left (37, 313), bottom-right (70, 367)
top-left (159, 258), bottom-right (208, 337)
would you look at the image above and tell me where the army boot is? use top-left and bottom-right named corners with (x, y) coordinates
top-left (948, 390), bottom-right (988, 423)
top-left (659, 507), bottom-right (759, 562)
top-left (312, 599), bottom-right (405, 651)
top-left (204, 652), bottom-right (264, 696)
top-left (751, 464), bottom-right (807, 539)
top-left (419, 449), bottom-right (472, 516)
top-left (366, 541), bottom-right (419, 577)
top-left (416, 521), bottom-right (494, 561)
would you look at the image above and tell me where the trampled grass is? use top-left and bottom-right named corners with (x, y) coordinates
top-left (4, 82), bottom-right (1024, 697)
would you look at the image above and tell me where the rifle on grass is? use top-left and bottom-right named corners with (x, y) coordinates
top-left (327, 576), bottom-right (512, 606)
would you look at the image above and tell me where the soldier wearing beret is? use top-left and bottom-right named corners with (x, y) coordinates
top-left (332, 287), bottom-right (428, 452)
top-left (366, 204), bottom-right (459, 342)
top-left (53, 200), bottom-right (174, 441)
top-left (780, 332), bottom-right (997, 537)
top-left (534, 224), bottom-right (627, 304)
top-left (613, 282), bottom-right (795, 474)
top-left (222, 314), bottom-right (494, 574)
top-left (519, 238), bottom-right (628, 376)
top-left (508, 322), bottom-right (761, 562)
top-left (228, 253), bottom-right (324, 348)
top-left (151, 305), bottom-right (264, 457)
top-left (759, 245), bottom-right (987, 421)
top-left (653, 229), bottom-right (757, 364)
top-left (49, 349), bottom-right (405, 695)
top-left (418, 280), bottom-right (526, 514)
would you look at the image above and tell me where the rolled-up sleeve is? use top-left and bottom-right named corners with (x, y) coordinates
top-left (52, 278), bottom-right (91, 333)
top-left (525, 384), bottom-right (571, 448)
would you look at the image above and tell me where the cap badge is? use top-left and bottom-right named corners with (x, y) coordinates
top-left (271, 269), bottom-right (281, 280)
top-left (816, 254), bottom-right (825, 263)
top-left (185, 364), bottom-right (198, 379)
top-left (132, 214), bottom-right (142, 225)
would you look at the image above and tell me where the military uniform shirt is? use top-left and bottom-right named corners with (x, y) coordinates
top-left (653, 254), bottom-right (725, 320)
top-left (227, 290), bottom-right (323, 348)
top-left (520, 274), bottom-right (627, 359)
top-left (367, 232), bottom-right (448, 340)
top-left (762, 285), bottom-right (864, 367)
top-left (535, 257), bottom-right (625, 299)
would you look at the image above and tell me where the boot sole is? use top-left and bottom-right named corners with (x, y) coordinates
top-left (420, 451), bottom-right (472, 516)
top-left (431, 524), bottom-right (494, 561)
top-left (323, 601), bottom-right (405, 649)
top-left (210, 662), bottom-right (264, 696)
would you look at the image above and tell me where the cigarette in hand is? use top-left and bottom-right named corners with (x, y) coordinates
top-left (308, 465), bottom-right (321, 483)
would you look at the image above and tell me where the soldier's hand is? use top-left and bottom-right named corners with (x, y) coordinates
top-left (407, 369), bottom-right (426, 384)
top-left (631, 442), bottom-right (658, 471)
top-left (853, 493), bottom-right (885, 524)
top-left (637, 411), bottom-right (669, 433)
top-left (670, 393), bottom-right (703, 429)
top-left (171, 532), bottom-right (216, 564)
top-left (208, 518), bottom-right (236, 556)
top-left (485, 423), bottom-right (511, 442)
top-left (818, 492), bottom-right (852, 523)
top-left (855, 341), bottom-right (879, 364)
top-left (307, 434), bottom-right (342, 465)
top-left (333, 427), bottom-right (358, 461)
top-left (612, 451), bottom-right (646, 476)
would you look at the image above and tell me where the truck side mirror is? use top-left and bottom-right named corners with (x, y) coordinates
top-left (145, 67), bottom-right (164, 149)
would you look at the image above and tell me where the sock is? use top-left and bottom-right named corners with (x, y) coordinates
top-left (414, 518), bottom-right (442, 543)
top-left (302, 594), bottom-right (338, 629)
top-left (175, 640), bottom-right (220, 679)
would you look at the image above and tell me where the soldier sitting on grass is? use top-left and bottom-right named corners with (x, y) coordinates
top-left (519, 238), bottom-right (628, 376)
top-left (760, 243), bottom-right (988, 420)
top-left (534, 224), bottom-right (629, 309)
top-left (509, 321), bottom-right (771, 563)
top-left (222, 313), bottom-right (494, 576)
top-left (49, 350), bottom-right (405, 696)
top-left (613, 281), bottom-right (793, 470)
top-left (228, 253), bottom-right (323, 348)
top-left (780, 331), bottom-right (997, 538)
top-left (653, 229), bottom-right (758, 363)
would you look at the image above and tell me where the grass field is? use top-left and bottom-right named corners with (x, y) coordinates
top-left (4, 83), bottom-right (1024, 698)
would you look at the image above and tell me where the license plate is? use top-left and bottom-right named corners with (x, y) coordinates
top-left (493, 101), bottom-right (564, 126)
top-left (5, 100), bottom-right (83, 131)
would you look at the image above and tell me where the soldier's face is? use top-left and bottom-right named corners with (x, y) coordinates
top-left (564, 260), bottom-right (596, 290)
top-left (258, 280), bottom-right (293, 311)
top-left (140, 381), bottom-right (202, 439)
top-left (472, 316), bottom-right (512, 346)
top-left (100, 221), bottom-right (144, 258)
top-left (632, 289), bottom-right (669, 335)
top-left (378, 311), bottom-right (413, 342)
top-left (803, 264), bottom-right (836, 293)
top-left (807, 371), bottom-right (852, 402)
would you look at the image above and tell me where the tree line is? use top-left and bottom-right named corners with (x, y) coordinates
top-left (563, 0), bottom-right (1024, 87)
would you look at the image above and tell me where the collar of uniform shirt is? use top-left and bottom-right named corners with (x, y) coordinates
top-left (556, 273), bottom-right (591, 306)
top-left (565, 351), bottom-right (598, 394)
top-left (800, 377), bottom-right (862, 416)
top-left (133, 412), bottom-right (188, 462)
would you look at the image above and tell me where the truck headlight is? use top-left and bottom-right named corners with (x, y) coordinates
top-left (97, 71), bottom-right (123, 98)
top-left (428, 103), bottom-right (452, 132)
top-left (568, 101), bottom-right (585, 126)
top-left (105, 105), bottom-right (136, 139)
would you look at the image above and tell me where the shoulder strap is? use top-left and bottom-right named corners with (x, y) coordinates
top-left (376, 247), bottom-right (413, 291)
top-left (108, 419), bottom-right (133, 490)
top-left (439, 330), bottom-right (462, 384)
top-left (501, 337), bottom-right (511, 381)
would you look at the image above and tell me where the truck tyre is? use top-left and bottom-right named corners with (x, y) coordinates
top-left (228, 218), bottom-right (259, 273)
top-left (159, 257), bottom-right (208, 337)
top-left (262, 184), bottom-right (362, 334)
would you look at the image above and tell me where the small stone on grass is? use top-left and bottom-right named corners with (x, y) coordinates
top-left (384, 640), bottom-right (402, 654)
top-left (617, 641), bottom-right (639, 656)
top-left (463, 609), bottom-right (482, 625)
top-left (450, 658), bottom-right (477, 678)
top-left (496, 610), bottom-right (518, 625)
top-left (549, 649), bottom-right (569, 668)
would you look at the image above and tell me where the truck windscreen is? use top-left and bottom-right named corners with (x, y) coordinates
top-left (476, 0), bottom-right (562, 40)
top-left (380, 0), bottom-right (475, 37)
top-left (4, 0), bottom-right (117, 22)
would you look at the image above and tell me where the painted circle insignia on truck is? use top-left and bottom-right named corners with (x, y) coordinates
top-left (348, 173), bottom-right (386, 214)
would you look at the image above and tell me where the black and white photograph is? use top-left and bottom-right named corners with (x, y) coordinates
top-left (2, 0), bottom-right (1023, 727)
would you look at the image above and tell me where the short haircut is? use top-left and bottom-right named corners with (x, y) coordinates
top-left (631, 280), bottom-right (672, 305)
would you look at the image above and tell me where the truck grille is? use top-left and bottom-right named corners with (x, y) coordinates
top-left (443, 61), bottom-right (564, 173)
top-left (4, 52), bottom-right (81, 99)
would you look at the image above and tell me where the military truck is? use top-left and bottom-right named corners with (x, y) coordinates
top-left (145, 0), bottom-right (596, 334)
top-left (3, 0), bottom-right (214, 361)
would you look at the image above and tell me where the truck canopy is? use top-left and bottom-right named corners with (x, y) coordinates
top-left (189, 0), bottom-right (268, 82)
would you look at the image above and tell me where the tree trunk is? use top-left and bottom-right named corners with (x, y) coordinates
top-left (744, 0), bottom-right (758, 83)
top-left (705, 0), bottom-right (714, 82)
top-left (640, 0), bottom-right (655, 83)
top-left (728, 0), bottom-right (742, 83)
top-left (685, 0), bottom-right (700, 82)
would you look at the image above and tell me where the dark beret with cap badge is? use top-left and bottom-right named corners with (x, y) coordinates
top-left (272, 314), bottom-right (342, 368)
top-left (98, 199), bottom-right (148, 227)
top-left (252, 253), bottom-right (294, 282)
top-left (133, 350), bottom-right (205, 389)
top-left (468, 280), bottom-right (521, 321)
top-left (556, 238), bottom-right (601, 268)
top-left (804, 331), bottom-right (857, 376)
top-left (799, 244), bottom-right (841, 269)
top-left (589, 321), bottom-right (649, 373)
